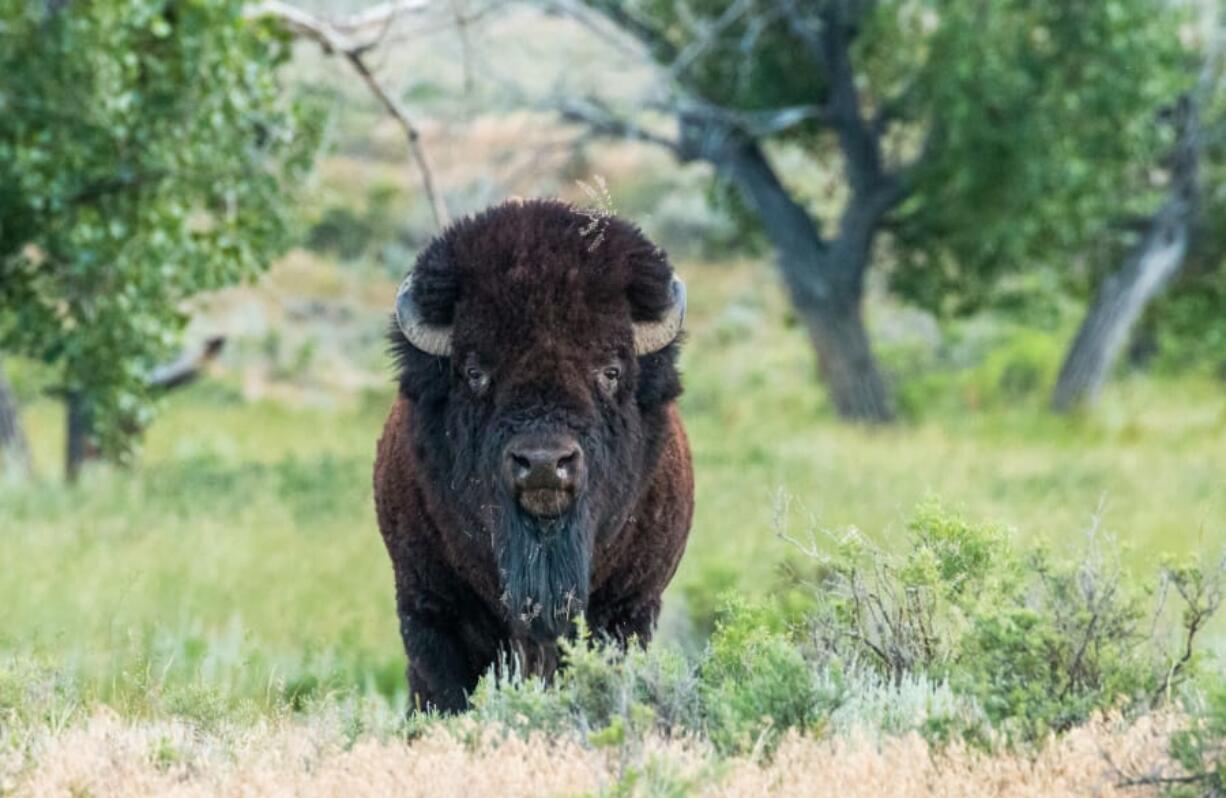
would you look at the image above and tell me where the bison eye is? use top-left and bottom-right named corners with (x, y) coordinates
top-left (596, 364), bottom-right (621, 397)
top-left (464, 363), bottom-right (490, 395)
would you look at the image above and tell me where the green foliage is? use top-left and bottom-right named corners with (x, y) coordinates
top-left (799, 502), bottom-right (1224, 743)
top-left (1168, 678), bottom-right (1226, 797)
top-left (306, 184), bottom-right (404, 264)
top-left (1149, 249), bottom-right (1226, 377)
top-left (1145, 56), bottom-right (1226, 378)
top-left (699, 598), bottom-right (826, 754)
top-left (469, 623), bottom-right (702, 744)
top-left (587, 0), bottom-right (822, 120)
top-left (458, 498), bottom-right (1224, 756)
top-left (469, 600), bottom-right (832, 757)
top-left (892, 0), bottom-right (1192, 316)
top-left (473, 525), bottom-right (1211, 756)
top-left (0, 0), bottom-right (321, 456)
top-left (888, 324), bottom-right (1068, 421)
top-left (588, 1), bottom-right (1195, 324)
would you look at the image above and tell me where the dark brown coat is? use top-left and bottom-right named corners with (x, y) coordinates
top-left (373, 199), bottom-right (693, 711)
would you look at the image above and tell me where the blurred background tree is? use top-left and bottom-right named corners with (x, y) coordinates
top-left (569, 0), bottom-right (1201, 421)
top-left (0, 0), bottom-right (320, 479)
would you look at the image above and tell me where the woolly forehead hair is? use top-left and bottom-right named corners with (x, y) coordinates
top-left (401, 198), bottom-right (678, 330)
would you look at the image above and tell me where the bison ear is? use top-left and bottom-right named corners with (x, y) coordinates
top-left (396, 275), bottom-right (454, 357)
top-left (633, 276), bottom-right (686, 355)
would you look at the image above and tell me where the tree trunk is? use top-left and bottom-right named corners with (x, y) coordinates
top-left (65, 390), bottom-right (94, 483)
top-left (681, 120), bottom-right (895, 422)
top-left (1051, 221), bottom-right (1188, 411)
top-left (800, 296), bottom-right (894, 422)
top-left (0, 359), bottom-right (30, 478)
top-left (1052, 96), bottom-right (1199, 412)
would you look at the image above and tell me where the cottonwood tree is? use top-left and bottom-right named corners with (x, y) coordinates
top-left (1054, 14), bottom-right (1226, 408)
top-left (555, 0), bottom-right (1189, 422)
top-left (1144, 101), bottom-right (1226, 380)
top-left (0, 0), bottom-right (319, 479)
top-left (1051, 95), bottom-right (1203, 411)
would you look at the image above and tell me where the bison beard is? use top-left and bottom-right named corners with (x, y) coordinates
top-left (495, 502), bottom-right (591, 642)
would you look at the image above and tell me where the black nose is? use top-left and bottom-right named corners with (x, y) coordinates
top-left (506, 439), bottom-right (583, 492)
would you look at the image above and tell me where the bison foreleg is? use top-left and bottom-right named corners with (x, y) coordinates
top-left (591, 598), bottom-right (660, 649)
top-left (401, 613), bottom-right (477, 713)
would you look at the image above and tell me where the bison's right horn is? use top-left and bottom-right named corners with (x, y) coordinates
top-left (633, 276), bottom-right (687, 355)
top-left (395, 276), bottom-right (453, 357)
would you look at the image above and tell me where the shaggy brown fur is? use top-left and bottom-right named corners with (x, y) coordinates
top-left (374, 199), bottom-right (694, 712)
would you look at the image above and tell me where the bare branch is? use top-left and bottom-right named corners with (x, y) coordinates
top-left (661, 99), bottom-right (827, 139)
top-left (665, 0), bottom-right (758, 81)
top-left (148, 337), bottom-right (227, 392)
top-left (584, 1), bottom-right (679, 61)
top-left (448, 0), bottom-right (476, 95)
top-left (327, 0), bottom-right (432, 50)
top-left (535, 0), bottom-right (647, 59)
top-left (557, 96), bottom-right (681, 153)
top-left (778, 0), bottom-right (887, 194)
top-left (250, 1), bottom-right (450, 230)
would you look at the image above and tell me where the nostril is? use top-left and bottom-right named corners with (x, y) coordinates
top-left (506, 441), bottom-right (583, 491)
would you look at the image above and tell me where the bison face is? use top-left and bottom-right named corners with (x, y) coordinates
top-left (391, 200), bottom-right (684, 643)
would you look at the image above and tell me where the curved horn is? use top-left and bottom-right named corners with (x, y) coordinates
top-left (633, 276), bottom-right (686, 355)
top-left (395, 275), bottom-right (453, 357)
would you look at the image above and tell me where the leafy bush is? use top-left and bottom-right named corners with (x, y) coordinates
top-left (306, 184), bottom-right (405, 263)
top-left (448, 503), bottom-right (1224, 761)
top-left (467, 606), bottom-right (827, 757)
top-left (1168, 678), bottom-right (1226, 797)
top-left (792, 501), bottom-right (1225, 743)
top-left (698, 598), bottom-right (828, 754)
top-left (467, 625), bottom-right (700, 744)
top-left (889, 326), bottom-right (1066, 420)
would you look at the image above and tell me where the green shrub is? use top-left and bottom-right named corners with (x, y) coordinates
top-left (467, 625), bottom-right (701, 744)
top-left (962, 329), bottom-right (1063, 409)
top-left (307, 206), bottom-right (375, 260)
top-left (820, 667), bottom-right (988, 747)
top-left (306, 184), bottom-right (405, 263)
top-left (1167, 678), bottom-right (1226, 797)
top-left (467, 604), bottom-right (829, 757)
top-left (794, 502), bottom-right (1224, 743)
top-left (802, 501), bottom-right (1011, 682)
top-left (699, 597), bottom-right (827, 754)
top-left (887, 326), bottom-right (1066, 421)
top-left (454, 503), bottom-right (1223, 755)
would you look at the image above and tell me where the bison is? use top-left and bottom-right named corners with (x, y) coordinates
top-left (374, 198), bottom-right (694, 712)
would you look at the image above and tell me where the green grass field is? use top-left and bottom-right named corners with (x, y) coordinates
top-left (3, 256), bottom-right (1224, 723)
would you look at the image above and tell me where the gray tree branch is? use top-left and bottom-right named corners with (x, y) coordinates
top-left (250, 1), bottom-right (451, 230)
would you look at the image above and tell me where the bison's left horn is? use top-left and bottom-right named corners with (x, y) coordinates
top-left (633, 276), bottom-right (686, 355)
top-left (395, 276), bottom-right (453, 357)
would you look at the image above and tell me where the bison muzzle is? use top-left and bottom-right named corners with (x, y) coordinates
top-left (374, 198), bottom-right (694, 712)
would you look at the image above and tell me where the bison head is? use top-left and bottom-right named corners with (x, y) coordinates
top-left (391, 199), bottom-right (685, 643)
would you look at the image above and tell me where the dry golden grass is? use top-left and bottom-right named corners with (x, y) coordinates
top-left (5, 711), bottom-right (1182, 798)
